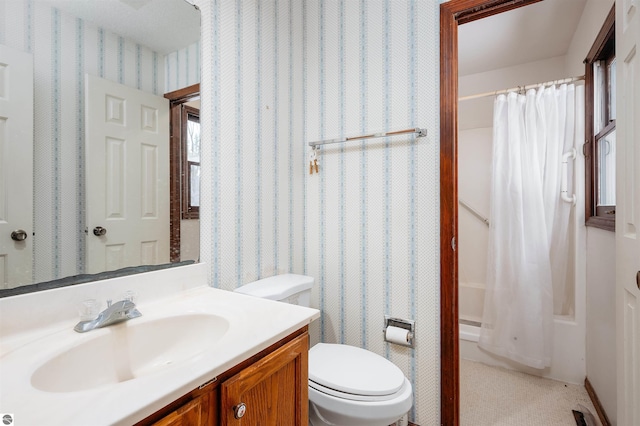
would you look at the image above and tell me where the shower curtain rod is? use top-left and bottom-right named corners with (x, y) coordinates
top-left (458, 75), bottom-right (585, 102)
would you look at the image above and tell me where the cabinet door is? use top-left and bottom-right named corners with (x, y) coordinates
top-left (221, 333), bottom-right (309, 426)
top-left (153, 391), bottom-right (215, 426)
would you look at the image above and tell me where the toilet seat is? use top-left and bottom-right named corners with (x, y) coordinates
top-left (309, 343), bottom-right (405, 401)
top-left (308, 377), bottom-right (413, 426)
top-left (309, 379), bottom-right (405, 402)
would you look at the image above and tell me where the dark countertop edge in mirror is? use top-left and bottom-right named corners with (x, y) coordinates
top-left (0, 261), bottom-right (197, 298)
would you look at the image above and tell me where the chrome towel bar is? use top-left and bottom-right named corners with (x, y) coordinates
top-left (308, 127), bottom-right (427, 148)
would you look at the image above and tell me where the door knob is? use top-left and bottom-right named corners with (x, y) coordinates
top-left (233, 402), bottom-right (246, 419)
top-left (93, 226), bottom-right (107, 236)
top-left (10, 229), bottom-right (28, 241)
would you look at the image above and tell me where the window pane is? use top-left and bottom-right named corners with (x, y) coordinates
top-left (593, 61), bottom-right (605, 134)
top-left (187, 118), bottom-right (200, 163)
top-left (597, 129), bottom-right (616, 206)
top-left (190, 163), bottom-right (200, 208)
top-left (608, 58), bottom-right (616, 121)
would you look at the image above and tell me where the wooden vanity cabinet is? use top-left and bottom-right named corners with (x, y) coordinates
top-left (138, 327), bottom-right (309, 426)
top-left (220, 329), bottom-right (308, 425)
top-left (152, 389), bottom-right (217, 426)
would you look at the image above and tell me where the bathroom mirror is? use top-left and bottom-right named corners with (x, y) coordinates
top-left (1, 0), bottom-right (200, 291)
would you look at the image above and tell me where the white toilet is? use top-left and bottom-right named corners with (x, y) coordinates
top-left (235, 274), bottom-right (413, 426)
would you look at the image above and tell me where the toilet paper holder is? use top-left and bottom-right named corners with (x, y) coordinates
top-left (383, 315), bottom-right (415, 348)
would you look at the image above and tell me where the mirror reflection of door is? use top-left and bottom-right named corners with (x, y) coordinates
top-left (0, 45), bottom-right (34, 288)
top-left (85, 74), bottom-right (170, 274)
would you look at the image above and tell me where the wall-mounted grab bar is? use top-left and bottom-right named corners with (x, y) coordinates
top-left (561, 148), bottom-right (577, 205)
top-left (308, 127), bottom-right (427, 148)
top-left (459, 199), bottom-right (490, 227)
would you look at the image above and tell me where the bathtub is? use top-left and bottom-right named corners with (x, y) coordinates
top-left (459, 322), bottom-right (480, 343)
top-left (459, 318), bottom-right (585, 384)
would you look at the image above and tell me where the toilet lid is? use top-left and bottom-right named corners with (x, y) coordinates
top-left (309, 343), bottom-right (405, 397)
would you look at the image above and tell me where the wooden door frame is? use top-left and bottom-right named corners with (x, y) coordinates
top-left (439, 1), bottom-right (541, 424)
top-left (164, 83), bottom-right (200, 263)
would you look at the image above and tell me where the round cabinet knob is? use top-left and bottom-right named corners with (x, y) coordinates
top-left (233, 402), bottom-right (247, 419)
top-left (11, 229), bottom-right (28, 241)
top-left (93, 226), bottom-right (107, 236)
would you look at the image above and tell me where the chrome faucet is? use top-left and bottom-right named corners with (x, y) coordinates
top-left (74, 299), bottom-right (142, 333)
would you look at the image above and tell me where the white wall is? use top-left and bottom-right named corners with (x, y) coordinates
top-left (564, 0), bottom-right (617, 422)
top-left (565, 0), bottom-right (615, 77)
top-left (585, 227), bottom-right (617, 423)
top-left (458, 128), bottom-right (491, 323)
top-left (180, 220), bottom-right (200, 262)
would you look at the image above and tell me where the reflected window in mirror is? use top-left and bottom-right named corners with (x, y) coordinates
top-left (585, 5), bottom-right (615, 231)
top-left (183, 105), bottom-right (200, 219)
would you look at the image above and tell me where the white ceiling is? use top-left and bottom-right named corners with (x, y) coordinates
top-left (44, 0), bottom-right (585, 78)
top-left (40, 0), bottom-right (200, 54)
top-left (458, 0), bottom-right (587, 76)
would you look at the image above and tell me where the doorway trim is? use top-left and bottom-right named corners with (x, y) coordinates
top-left (439, 1), bottom-right (541, 424)
top-left (165, 83), bottom-right (200, 263)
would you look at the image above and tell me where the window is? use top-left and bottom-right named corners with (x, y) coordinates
top-left (585, 5), bottom-right (615, 231)
top-left (182, 105), bottom-right (200, 219)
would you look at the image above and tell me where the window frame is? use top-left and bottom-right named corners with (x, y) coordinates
top-left (584, 5), bottom-right (616, 232)
top-left (181, 105), bottom-right (200, 220)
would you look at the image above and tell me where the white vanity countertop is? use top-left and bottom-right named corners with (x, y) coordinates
top-left (0, 264), bottom-right (320, 426)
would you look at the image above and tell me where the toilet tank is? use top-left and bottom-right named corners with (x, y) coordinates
top-left (234, 274), bottom-right (313, 307)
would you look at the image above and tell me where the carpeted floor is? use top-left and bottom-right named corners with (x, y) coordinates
top-left (461, 359), bottom-right (600, 426)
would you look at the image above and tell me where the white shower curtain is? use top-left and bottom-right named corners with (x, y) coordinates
top-left (478, 84), bottom-right (583, 369)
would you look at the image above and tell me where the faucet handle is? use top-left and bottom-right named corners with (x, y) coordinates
top-left (78, 299), bottom-right (100, 321)
top-left (106, 299), bottom-right (112, 308)
top-left (121, 290), bottom-right (136, 303)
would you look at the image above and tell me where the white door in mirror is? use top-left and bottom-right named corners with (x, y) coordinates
top-left (85, 75), bottom-right (170, 273)
top-left (0, 44), bottom-right (33, 289)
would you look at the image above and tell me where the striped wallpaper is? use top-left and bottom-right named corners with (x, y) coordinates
top-left (197, 0), bottom-right (440, 423)
top-left (165, 40), bottom-right (201, 93)
top-left (198, 0), bottom-right (306, 291)
top-left (1, 1), bottom-right (201, 284)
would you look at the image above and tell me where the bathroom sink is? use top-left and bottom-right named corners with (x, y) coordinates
top-left (30, 313), bottom-right (229, 393)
